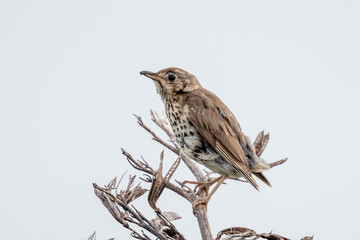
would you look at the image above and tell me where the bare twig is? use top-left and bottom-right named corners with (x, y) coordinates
top-left (87, 231), bottom-right (97, 240)
top-left (254, 130), bottom-right (269, 157)
top-left (258, 231), bottom-right (291, 240)
top-left (216, 227), bottom-right (257, 240)
top-left (301, 236), bottom-right (314, 240)
top-left (215, 226), bottom-right (313, 240)
top-left (152, 212), bottom-right (186, 240)
top-left (269, 158), bottom-right (288, 168)
top-left (148, 151), bottom-right (182, 212)
top-left (93, 182), bottom-right (168, 240)
top-left (121, 148), bottom-right (192, 202)
top-left (134, 113), bottom-right (177, 153)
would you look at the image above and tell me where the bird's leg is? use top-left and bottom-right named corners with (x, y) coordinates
top-left (182, 176), bottom-right (223, 196)
top-left (191, 176), bottom-right (228, 215)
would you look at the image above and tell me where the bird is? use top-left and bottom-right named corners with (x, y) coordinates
top-left (140, 67), bottom-right (274, 209)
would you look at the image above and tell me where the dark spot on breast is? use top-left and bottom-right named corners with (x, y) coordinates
top-left (194, 146), bottom-right (202, 153)
top-left (203, 141), bottom-right (216, 153)
top-left (189, 131), bottom-right (194, 136)
top-left (180, 126), bottom-right (183, 130)
top-left (184, 133), bottom-right (188, 137)
top-left (193, 153), bottom-right (199, 158)
top-left (183, 125), bottom-right (187, 129)
top-left (173, 121), bottom-right (177, 126)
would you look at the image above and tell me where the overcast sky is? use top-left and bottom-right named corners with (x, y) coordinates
top-left (1, 0), bottom-right (359, 239)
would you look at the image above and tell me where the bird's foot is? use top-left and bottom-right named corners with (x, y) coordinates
top-left (181, 180), bottom-right (211, 195)
top-left (183, 176), bottom-right (227, 216)
top-left (181, 176), bottom-right (223, 196)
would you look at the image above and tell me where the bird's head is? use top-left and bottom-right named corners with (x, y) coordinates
top-left (140, 67), bottom-right (201, 100)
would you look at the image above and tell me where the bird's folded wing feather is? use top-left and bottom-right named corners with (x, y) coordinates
top-left (186, 94), bottom-right (259, 190)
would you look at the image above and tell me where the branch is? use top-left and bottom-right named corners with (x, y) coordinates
top-left (253, 130), bottom-right (288, 167)
top-left (215, 227), bottom-right (314, 240)
top-left (121, 148), bottom-right (193, 203)
top-left (93, 112), bottom-right (311, 240)
top-left (93, 180), bottom-right (168, 240)
top-left (120, 147), bottom-right (210, 239)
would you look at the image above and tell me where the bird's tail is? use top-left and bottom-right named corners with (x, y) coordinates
top-left (253, 172), bottom-right (272, 187)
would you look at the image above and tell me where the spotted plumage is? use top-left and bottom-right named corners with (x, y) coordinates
top-left (140, 67), bottom-right (272, 191)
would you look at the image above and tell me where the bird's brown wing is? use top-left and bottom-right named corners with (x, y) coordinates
top-left (186, 93), bottom-right (259, 190)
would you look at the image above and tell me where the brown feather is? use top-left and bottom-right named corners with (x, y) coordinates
top-left (253, 172), bottom-right (272, 187)
top-left (186, 91), bottom-right (259, 190)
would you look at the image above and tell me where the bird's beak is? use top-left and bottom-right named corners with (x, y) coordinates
top-left (140, 71), bottom-right (165, 82)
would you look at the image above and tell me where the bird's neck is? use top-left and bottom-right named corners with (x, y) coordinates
top-left (163, 94), bottom-right (180, 105)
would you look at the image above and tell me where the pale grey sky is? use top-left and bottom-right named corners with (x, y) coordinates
top-left (1, 0), bottom-right (359, 239)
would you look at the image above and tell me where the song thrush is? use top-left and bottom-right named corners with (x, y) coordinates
top-left (140, 67), bottom-right (273, 208)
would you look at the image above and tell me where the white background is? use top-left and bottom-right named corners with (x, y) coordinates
top-left (1, 1), bottom-right (359, 239)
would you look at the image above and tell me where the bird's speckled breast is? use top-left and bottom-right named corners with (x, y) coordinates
top-left (165, 100), bottom-right (240, 177)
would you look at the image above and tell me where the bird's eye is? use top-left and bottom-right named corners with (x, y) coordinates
top-left (168, 74), bottom-right (176, 81)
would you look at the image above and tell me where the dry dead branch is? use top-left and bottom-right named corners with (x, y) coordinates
top-left (93, 111), bottom-right (311, 240)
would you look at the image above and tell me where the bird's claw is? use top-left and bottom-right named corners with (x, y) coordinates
top-left (181, 180), bottom-right (211, 196)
